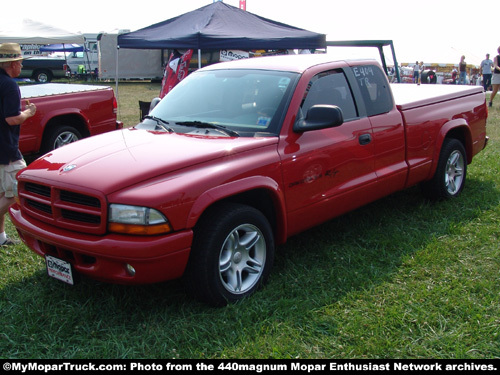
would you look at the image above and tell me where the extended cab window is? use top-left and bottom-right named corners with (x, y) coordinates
top-left (350, 65), bottom-right (393, 116)
top-left (300, 70), bottom-right (357, 121)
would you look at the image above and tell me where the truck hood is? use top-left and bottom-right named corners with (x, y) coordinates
top-left (23, 128), bottom-right (278, 194)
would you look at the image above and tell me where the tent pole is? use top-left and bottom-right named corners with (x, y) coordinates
top-left (83, 37), bottom-right (92, 81)
top-left (62, 44), bottom-right (70, 82)
top-left (389, 41), bottom-right (401, 83)
top-left (115, 46), bottom-right (119, 100)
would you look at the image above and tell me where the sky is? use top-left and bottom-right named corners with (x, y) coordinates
top-left (2, 0), bottom-right (497, 66)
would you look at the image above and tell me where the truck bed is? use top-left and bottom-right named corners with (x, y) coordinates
top-left (20, 83), bottom-right (111, 99)
top-left (391, 83), bottom-right (484, 110)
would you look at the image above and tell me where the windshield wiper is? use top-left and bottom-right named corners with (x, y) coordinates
top-left (144, 115), bottom-right (174, 133)
top-left (175, 121), bottom-right (240, 137)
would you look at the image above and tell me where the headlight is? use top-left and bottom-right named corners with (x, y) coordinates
top-left (108, 204), bottom-right (172, 235)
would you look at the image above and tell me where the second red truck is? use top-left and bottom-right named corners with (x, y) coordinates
top-left (19, 83), bottom-right (122, 156)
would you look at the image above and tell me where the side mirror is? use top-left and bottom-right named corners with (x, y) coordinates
top-left (149, 97), bottom-right (161, 112)
top-left (293, 105), bottom-right (344, 133)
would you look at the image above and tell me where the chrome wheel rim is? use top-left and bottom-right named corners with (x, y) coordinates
top-left (445, 150), bottom-right (465, 195)
top-left (54, 131), bottom-right (79, 149)
top-left (219, 224), bottom-right (266, 294)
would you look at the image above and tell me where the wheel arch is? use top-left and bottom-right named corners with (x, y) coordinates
top-left (429, 119), bottom-right (472, 178)
top-left (32, 69), bottom-right (53, 83)
top-left (186, 176), bottom-right (288, 245)
top-left (37, 113), bottom-right (90, 154)
top-left (42, 113), bottom-right (91, 140)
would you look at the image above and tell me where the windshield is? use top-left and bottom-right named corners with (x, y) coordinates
top-left (136, 69), bottom-right (299, 137)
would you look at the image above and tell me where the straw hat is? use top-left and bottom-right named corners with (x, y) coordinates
top-left (0, 43), bottom-right (25, 63)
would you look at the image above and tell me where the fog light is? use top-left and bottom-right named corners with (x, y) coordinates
top-left (125, 264), bottom-right (136, 276)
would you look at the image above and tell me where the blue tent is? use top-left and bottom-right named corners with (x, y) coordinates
top-left (40, 43), bottom-right (85, 52)
top-left (117, 2), bottom-right (325, 50)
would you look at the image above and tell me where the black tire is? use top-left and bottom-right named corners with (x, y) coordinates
top-left (184, 202), bottom-right (275, 306)
top-left (41, 125), bottom-right (83, 154)
top-left (421, 138), bottom-right (467, 200)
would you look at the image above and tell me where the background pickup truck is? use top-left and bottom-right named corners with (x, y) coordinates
top-left (19, 57), bottom-right (68, 83)
top-left (10, 55), bottom-right (488, 306)
top-left (19, 83), bottom-right (123, 156)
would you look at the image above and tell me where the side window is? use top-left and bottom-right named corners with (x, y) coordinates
top-left (300, 70), bottom-right (357, 121)
top-left (350, 65), bottom-right (393, 116)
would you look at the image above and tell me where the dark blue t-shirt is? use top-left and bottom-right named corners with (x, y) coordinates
top-left (0, 68), bottom-right (23, 164)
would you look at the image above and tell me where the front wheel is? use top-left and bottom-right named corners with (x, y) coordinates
top-left (421, 138), bottom-right (467, 199)
top-left (184, 203), bottom-right (275, 306)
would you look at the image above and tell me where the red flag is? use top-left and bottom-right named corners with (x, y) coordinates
top-left (160, 49), bottom-right (193, 98)
top-left (239, 0), bottom-right (246, 10)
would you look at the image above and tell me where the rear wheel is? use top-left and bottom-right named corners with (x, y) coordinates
top-left (184, 203), bottom-right (275, 306)
top-left (41, 125), bottom-right (83, 154)
top-left (33, 69), bottom-right (52, 83)
top-left (421, 138), bottom-right (467, 199)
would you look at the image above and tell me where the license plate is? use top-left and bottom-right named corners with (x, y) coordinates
top-left (45, 255), bottom-right (74, 285)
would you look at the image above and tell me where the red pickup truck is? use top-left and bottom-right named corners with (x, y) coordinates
top-left (10, 55), bottom-right (488, 306)
top-left (19, 83), bottom-right (123, 156)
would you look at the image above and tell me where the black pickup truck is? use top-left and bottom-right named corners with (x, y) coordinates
top-left (19, 57), bottom-right (68, 82)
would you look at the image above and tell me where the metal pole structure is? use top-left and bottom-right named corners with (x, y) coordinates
top-left (115, 46), bottom-right (119, 99)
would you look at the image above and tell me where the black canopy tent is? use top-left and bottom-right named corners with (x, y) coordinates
top-left (117, 2), bottom-right (326, 66)
top-left (326, 40), bottom-right (401, 83)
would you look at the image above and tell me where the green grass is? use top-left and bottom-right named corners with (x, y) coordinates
top-left (114, 81), bottom-right (162, 128)
top-left (1, 87), bottom-right (499, 359)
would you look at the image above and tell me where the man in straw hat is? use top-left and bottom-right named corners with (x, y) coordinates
top-left (0, 43), bottom-right (36, 247)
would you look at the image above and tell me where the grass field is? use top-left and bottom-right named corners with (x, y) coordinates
top-left (0, 86), bottom-right (498, 359)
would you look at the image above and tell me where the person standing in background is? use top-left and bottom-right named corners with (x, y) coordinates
top-left (480, 53), bottom-right (493, 92)
top-left (413, 61), bottom-right (421, 85)
top-left (489, 46), bottom-right (500, 107)
top-left (458, 56), bottom-right (467, 85)
top-left (0, 43), bottom-right (36, 247)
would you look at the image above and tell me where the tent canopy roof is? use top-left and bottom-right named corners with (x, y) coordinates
top-left (118, 2), bottom-right (326, 50)
top-left (0, 19), bottom-right (84, 44)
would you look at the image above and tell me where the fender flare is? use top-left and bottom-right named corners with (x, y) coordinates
top-left (428, 118), bottom-right (472, 178)
top-left (40, 108), bottom-right (90, 130)
top-left (185, 176), bottom-right (288, 245)
top-left (38, 109), bottom-right (90, 149)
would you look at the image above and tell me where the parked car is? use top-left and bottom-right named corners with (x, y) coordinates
top-left (19, 57), bottom-right (68, 83)
top-left (10, 55), bottom-right (488, 306)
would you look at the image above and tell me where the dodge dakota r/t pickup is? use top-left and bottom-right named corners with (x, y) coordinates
top-left (10, 55), bottom-right (488, 306)
top-left (19, 83), bottom-right (123, 156)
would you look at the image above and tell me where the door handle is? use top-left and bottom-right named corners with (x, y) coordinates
top-left (359, 133), bottom-right (372, 145)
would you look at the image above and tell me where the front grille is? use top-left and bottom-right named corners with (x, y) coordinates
top-left (61, 209), bottom-right (101, 224)
top-left (26, 199), bottom-right (52, 214)
top-left (19, 181), bottom-right (106, 235)
top-left (26, 182), bottom-right (51, 197)
top-left (60, 190), bottom-right (101, 207)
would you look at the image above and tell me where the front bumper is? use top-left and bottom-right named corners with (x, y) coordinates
top-left (9, 205), bottom-right (192, 285)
